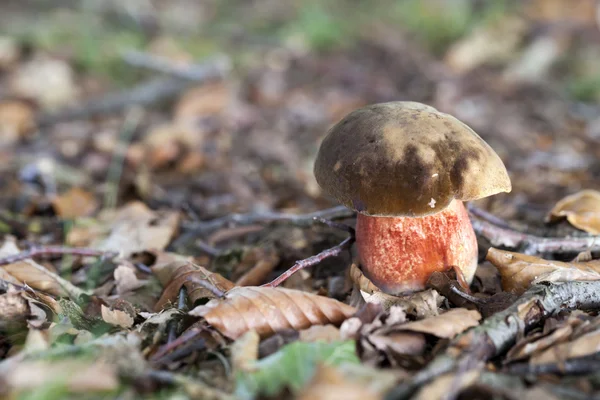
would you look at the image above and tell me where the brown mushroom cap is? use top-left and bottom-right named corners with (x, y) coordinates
top-left (313, 101), bottom-right (512, 217)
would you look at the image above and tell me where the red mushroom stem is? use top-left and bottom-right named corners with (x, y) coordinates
top-left (355, 199), bottom-right (478, 294)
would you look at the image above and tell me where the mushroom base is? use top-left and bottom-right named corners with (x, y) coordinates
top-left (355, 199), bottom-right (478, 294)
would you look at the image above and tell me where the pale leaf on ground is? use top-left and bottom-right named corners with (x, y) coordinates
top-left (299, 324), bottom-right (341, 343)
top-left (231, 330), bottom-right (260, 373)
top-left (190, 286), bottom-right (356, 339)
top-left (392, 308), bottom-right (481, 339)
top-left (415, 370), bottom-right (480, 400)
top-left (96, 201), bottom-right (180, 257)
top-left (486, 247), bottom-right (600, 294)
top-left (546, 189), bottom-right (600, 234)
top-left (114, 265), bottom-right (145, 294)
top-left (101, 304), bottom-right (134, 328)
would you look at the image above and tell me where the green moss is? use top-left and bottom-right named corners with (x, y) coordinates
top-left (567, 74), bottom-right (600, 102)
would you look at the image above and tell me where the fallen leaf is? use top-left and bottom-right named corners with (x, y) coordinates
top-left (235, 246), bottom-right (281, 286)
top-left (0, 36), bottom-right (19, 68)
top-left (393, 308), bottom-right (481, 339)
top-left (486, 248), bottom-right (600, 294)
top-left (2, 260), bottom-right (66, 296)
top-left (231, 330), bottom-right (260, 373)
top-left (298, 364), bottom-right (380, 400)
top-left (52, 187), bottom-right (98, 218)
top-left (114, 265), bottom-right (145, 295)
top-left (101, 304), bottom-right (134, 328)
top-left (10, 56), bottom-right (78, 109)
top-left (97, 201), bottom-right (180, 257)
top-left (531, 329), bottom-right (600, 365)
top-left (0, 292), bottom-right (29, 331)
top-left (444, 16), bottom-right (526, 73)
top-left (190, 286), bottom-right (356, 339)
top-left (154, 261), bottom-right (236, 311)
top-left (547, 189), bottom-right (600, 234)
top-left (506, 323), bottom-right (574, 362)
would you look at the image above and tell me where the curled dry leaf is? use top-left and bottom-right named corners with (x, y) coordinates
top-left (190, 286), bottom-right (356, 339)
top-left (114, 265), bottom-right (145, 295)
top-left (486, 247), bottom-right (600, 294)
top-left (154, 261), bottom-right (236, 311)
top-left (547, 189), bottom-right (600, 234)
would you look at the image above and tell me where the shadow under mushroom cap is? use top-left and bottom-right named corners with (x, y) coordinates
top-left (314, 101), bottom-right (512, 217)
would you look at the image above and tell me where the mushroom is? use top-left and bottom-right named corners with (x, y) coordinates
top-left (314, 102), bottom-right (511, 294)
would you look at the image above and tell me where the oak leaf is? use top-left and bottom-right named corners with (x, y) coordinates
top-left (190, 286), bottom-right (356, 339)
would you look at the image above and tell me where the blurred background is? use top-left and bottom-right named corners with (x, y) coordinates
top-left (1, 0), bottom-right (600, 229)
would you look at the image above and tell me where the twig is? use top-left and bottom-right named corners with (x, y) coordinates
top-left (466, 204), bottom-right (515, 230)
top-left (470, 215), bottom-right (600, 255)
top-left (174, 205), bottom-right (354, 249)
top-left (385, 281), bottom-right (600, 400)
top-left (0, 246), bottom-right (117, 266)
top-left (167, 287), bottom-right (188, 343)
top-left (505, 353), bottom-right (600, 376)
top-left (262, 235), bottom-right (355, 287)
top-left (121, 51), bottom-right (231, 81)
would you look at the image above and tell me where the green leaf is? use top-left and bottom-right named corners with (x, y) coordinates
top-left (235, 340), bottom-right (360, 400)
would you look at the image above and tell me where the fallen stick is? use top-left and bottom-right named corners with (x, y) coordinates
top-left (385, 280), bottom-right (600, 400)
top-left (470, 215), bottom-right (600, 255)
top-left (0, 245), bottom-right (117, 266)
top-left (173, 205), bottom-right (354, 249)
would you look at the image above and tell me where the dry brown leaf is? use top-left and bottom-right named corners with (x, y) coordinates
top-left (298, 364), bottom-right (380, 400)
top-left (101, 304), bottom-right (134, 328)
top-left (97, 201), bottom-right (180, 257)
top-left (154, 261), bottom-right (236, 311)
top-left (174, 82), bottom-right (231, 121)
top-left (190, 286), bottom-right (356, 339)
top-left (52, 187), bottom-right (98, 218)
top-left (531, 329), bottom-right (600, 365)
top-left (507, 323), bottom-right (574, 362)
top-left (395, 308), bottom-right (482, 339)
top-left (0, 292), bottom-right (29, 330)
top-left (368, 332), bottom-right (427, 358)
top-left (2, 260), bottom-right (66, 296)
top-left (547, 189), bottom-right (600, 234)
top-left (486, 248), bottom-right (600, 294)
top-left (235, 247), bottom-right (281, 286)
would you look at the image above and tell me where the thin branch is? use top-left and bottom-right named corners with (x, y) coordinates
top-left (174, 205), bottom-right (354, 249)
top-left (505, 353), bottom-right (600, 376)
top-left (470, 215), bottom-right (600, 255)
top-left (0, 246), bottom-right (117, 266)
top-left (121, 51), bottom-right (231, 80)
top-left (385, 281), bottom-right (600, 400)
top-left (262, 235), bottom-right (355, 287)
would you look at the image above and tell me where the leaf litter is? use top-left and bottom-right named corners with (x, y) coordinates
top-left (3, 1), bottom-right (600, 399)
